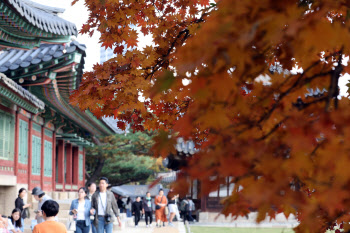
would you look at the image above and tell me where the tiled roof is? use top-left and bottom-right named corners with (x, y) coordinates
top-left (5, 0), bottom-right (77, 36)
top-left (0, 41), bottom-right (86, 73)
top-left (20, 0), bottom-right (65, 14)
top-left (111, 185), bottom-right (169, 198)
top-left (102, 117), bottom-right (129, 134)
top-left (0, 72), bottom-right (45, 112)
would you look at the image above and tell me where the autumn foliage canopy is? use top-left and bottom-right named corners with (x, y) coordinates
top-left (71, 0), bottom-right (350, 232)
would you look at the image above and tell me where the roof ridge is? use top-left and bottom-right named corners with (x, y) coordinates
top-left (18, 0), bottom-right (65, 14)
top-left (5, 0), bottom-right (77, 36)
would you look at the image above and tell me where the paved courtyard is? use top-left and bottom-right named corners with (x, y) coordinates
top-left (116, 220), bottom-right (185, 233)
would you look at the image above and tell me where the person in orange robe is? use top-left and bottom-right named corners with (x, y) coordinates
top-left (154, 189), bottom-right (168, 227)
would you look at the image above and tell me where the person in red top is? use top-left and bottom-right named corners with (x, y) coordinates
top-left (154, 189), bottom-right (168, 227)
top-left (33, 200), bottom-right (66, 233)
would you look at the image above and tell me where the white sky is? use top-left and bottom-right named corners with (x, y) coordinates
top-left (32, 0), bottom-right (350, 97)
top-left (32, 0), bottom-right (100, 71)
top-left (32, 0), bottom-right (152, 71)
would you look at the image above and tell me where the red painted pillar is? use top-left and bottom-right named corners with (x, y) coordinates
top-left (83, 147), bottom-right (86, 185)
top-left (14, 111), bottom-right (19, 176)
top-left (28, 119), bottom-right (33, 190)
top-left (52, 132), bottom-right (56, 190)
top-left (66, 143), bottom-right (73, 190)
top-left (40, 126), bottom-right (44, 189)
top-left (28, 120), bottom-right (34, 189)
top-left (57, 140), bottom-right (65, 191)
top-left (72, 146), bottom-right (79, 186)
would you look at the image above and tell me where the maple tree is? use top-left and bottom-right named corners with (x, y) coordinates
top-left (71, 0), bottom-right (350, 232)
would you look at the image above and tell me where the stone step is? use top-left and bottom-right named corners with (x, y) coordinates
top-left (57, 210), bottom-right (71, 219)
top-left (31, 200), bottom-right (72, 210)
top-left (58, 202), bottom-right (72, 210)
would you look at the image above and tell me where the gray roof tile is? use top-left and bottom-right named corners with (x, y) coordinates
top-left (0, 41), bottom-right (86, 73)
top-left (5, 0), bottom-right (77, 36)
top-left (111, 185), bottom-right (169, 198)
top-left (0, 72), bottom-right (45, 110)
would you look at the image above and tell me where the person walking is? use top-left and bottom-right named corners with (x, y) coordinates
top-left (167, 193), bottom-right (178, 227)
top-left (32, 200), bottom-right (67, 233)
top-left (180, 197), bottom-right (193, 223)
top-left (125, 197), bottom-right (132, 218)
top-left (90, 177), bottom-right (122, 233)
top-left (180, 198), bottom-right (188, 222)
top-left (69, 187), bottom-right (91, 233)
top-left (15, 188), bottom-right (30, 232)
top-left (188, 198), bottom-right (195, 222)
top-left (131, 197), bottom-right (143, 228)
top-left (7, 209), bottom-right (22, 233)
top-left (174, 195), bottom-right (182, 222)
top-left (117, 196), bottom-right (125, 214)
top-left (87, 183), bottom-right (97, 201)
top-left (142, 192), bottom-right (153, 228)
top-left (87, 183), bottom-right (97, 233)
top-left (154, 189), bottom-right (167, 227)
top-left (31, 187), bottom-right (52, 224)
top-left (140, 197), bottom-right (144, 220)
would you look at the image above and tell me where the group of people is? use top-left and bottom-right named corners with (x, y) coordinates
top-left (0, 188), bottom-right (32, 233)
top-left (70, 177), bottom-right (122, 233)
top-left (0, 177), bottom-right (122, 233)
top-left (162, 192), bottom-right (196, 227)
top-left (122, 189), bottom-right (196, 228)
top-left (33, 176), bottom-right (122, 233)
top-left (0, 177), bottom-right (197, 233)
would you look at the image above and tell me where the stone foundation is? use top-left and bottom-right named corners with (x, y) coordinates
top-left (0, 181), bottom-right (78, 217)
top-left (0, 183), bottom-right (27, 216)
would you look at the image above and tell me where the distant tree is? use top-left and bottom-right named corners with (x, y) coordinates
top-left (85, 131), bottom-right (156, 185)
top-left (100, 154), bottom-right (155, 186)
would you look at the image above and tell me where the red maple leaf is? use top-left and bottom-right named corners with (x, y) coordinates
top-left (117, 121), bottom-right (126, 130)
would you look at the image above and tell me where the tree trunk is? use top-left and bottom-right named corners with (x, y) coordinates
top-left (85, 157), bottom-right (106, 186)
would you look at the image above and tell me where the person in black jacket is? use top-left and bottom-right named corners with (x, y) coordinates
top-left (132, 196), bottom-right (143, 227)
top-left (117, 196), bottom-right (125, 213)
top-left (15, 188), bottom-right (31, 232)
top-left (142, 192), bottom-right (153, 227)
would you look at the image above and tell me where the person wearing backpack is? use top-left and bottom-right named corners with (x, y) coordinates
top-left (142, 192), bottom-right (153, 227)
top-left (180, 197), bottom-right (190, 223)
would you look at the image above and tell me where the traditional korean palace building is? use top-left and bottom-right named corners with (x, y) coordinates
top-left (0, 0), bottom-right (116, 214)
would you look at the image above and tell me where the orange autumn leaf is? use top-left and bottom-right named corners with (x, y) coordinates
top-left (71, 0), bottom-right (350, 232)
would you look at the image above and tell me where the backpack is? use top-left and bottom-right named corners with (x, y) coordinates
top-left (180, 200), bottom-right (188, 211)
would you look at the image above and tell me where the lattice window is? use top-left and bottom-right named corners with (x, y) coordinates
top-left (0, 112), bottom-right (15, 161)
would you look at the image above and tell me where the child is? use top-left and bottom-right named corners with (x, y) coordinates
top-left (7, 209), bottom-right (22, 233)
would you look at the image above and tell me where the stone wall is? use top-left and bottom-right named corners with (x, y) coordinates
top-left (0, 182), bottom-right (78, 217)
top-left (0, 183), bottom-right (28, 216)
